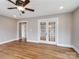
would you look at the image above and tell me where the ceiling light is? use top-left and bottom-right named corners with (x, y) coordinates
top-left (60, 6), bottom-right (64, 10)
top-left (17, 6), bottom-right (25, 11)
top-left (22, 0), bottom-right (25, 1)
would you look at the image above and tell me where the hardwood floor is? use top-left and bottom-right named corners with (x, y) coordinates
top-left (0, 41), bottom-right (79, 59)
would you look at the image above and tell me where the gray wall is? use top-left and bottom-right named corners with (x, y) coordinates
top-left (18, 13), bottom-right (72, 46)
top-left (0, 15), bottom-right (17, 43)
top-left (72, 8), bottom-right (79, 49)
top-left (58, 13), bottom-right (72, 46)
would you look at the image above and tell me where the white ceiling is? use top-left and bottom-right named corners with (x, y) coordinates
top-left (0, 0), bottom-right (79, 19)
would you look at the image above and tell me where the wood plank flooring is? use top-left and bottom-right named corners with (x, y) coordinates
top-left (0, 41), bottom-right (79, 59)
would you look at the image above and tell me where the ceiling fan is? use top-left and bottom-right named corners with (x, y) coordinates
top-left (7, 0), bottom-right (34, 14)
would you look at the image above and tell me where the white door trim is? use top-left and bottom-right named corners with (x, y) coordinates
top-left (17, 21), bottom-right (28, 40)
top-left (38, 17), bottom-right (58, 45)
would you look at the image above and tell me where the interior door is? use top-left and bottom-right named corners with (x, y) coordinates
top-left (48, 21), bottom-right (56, 43)
top-left (40, 21), bottom-right (47, 41)
top-left (39, 20), bottom-right (57, 44)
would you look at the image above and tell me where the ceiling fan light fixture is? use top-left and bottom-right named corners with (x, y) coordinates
top-left (22, 0), bottom-right (25, 2)
top-left (8, 0), bottom-right (34, 14)
top-left (17, 6), bottom-right (25, 11)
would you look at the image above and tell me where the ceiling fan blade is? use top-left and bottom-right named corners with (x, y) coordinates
top-left (8, 7), bottom-right (17, 9)
top-left (8, 0), bottom-right (16, 5)
top-left (23, 0), bottom-right (30, 6)
top-left (25, 8), bottom-right (34, 12)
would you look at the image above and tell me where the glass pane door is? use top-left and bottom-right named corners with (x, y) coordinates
top-left (48, 22), bottom-right (56, 42)
top-left (40, 22), bottom-right (47, 41)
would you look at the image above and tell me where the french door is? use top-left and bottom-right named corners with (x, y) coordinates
top-left (38, 19), bottom-right (58, 44)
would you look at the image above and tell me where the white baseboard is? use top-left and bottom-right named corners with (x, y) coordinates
top-left (72, 45), bottom-right (79, 54)
top-left (39, 41), bottom-right (56, 45)
top-left (27, 40), bottom-right (39, 43)
top-left (27, 40), bottom-right (72, 48)
top-left (57, 44), bottom-right (72, 48)
top-left (27, 40), bottom-right (56, 45)
top-left (0, 39), bottom-right (17, 45)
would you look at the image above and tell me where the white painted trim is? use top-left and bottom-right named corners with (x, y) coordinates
top-left (39, 41), bottom-right (56, 45)
top-left (17, 21), bottom-right (28, 40)
top-left (57, 44), bottom-right (72, 48)
top-left (56, 18), bottom-right (59, 45)
top-left (72, 45), bottom-right (79, 54)
top-left (27, 40), bottom-right (72, 48)
top-left (27, 40), bottom-right (39, 43)
top-left (27, 39), bottom-right (56, 45)
top-left (0, 39), bottom-right (17, 45)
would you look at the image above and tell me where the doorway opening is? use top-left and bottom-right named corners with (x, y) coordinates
top-left (18, 22), bottom-right (28, 42)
